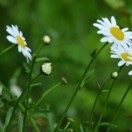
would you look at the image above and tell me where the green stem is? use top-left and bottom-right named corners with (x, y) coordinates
top-left (6, 67), bottom-right (40, 132)
top-left (94, 66), bottom-right (124, 132)
top-left (6, 85), bottom-right (28, 132)
top-left (31, 73), bottom-right (42, 82)
top-left (54, 44), bottom-right (108, 131)
top-left (6, 42), bottom-right (45, 131)
top-left (22, 41), bottom-right (46, 131)
top-left (19, 103), bottom-right (40, 132)
top-left (89, 77), bottom-right (111, 130)
top-left (107, 82), bottom-right (132, 132)
top-left (30, 118), bottom-right (40, 132)
top-left (34, 82), bottom-right (62, 107)
top-left (33, 43), bottom-right (45, 57)
top-left (0, 45), bottom-right (15, 56)
top-left (22, 56), bottom-right (36, 132)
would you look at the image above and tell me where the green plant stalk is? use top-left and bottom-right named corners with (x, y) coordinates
top-left (6, 42), bottom-right (45, 131)
top-left (89, 77), bottom-right (111, 130)
top-left (30, 118), bottom-right (40, 132)
top-left (19, 103), bottom-right (40, 132)
top-left (31, 73), bottom-right (42, 82)
top-left (22, 56), bottom-right (36, 132)
top-left (107, 82), bottom-right (132, 132)
top-left (6, 85), bottom-right (28, 132)
top-left (64, 121), bottom-right (71, 130)
top-left (0, 45), bottom-right (15, 56)
top-left (94, 66), bottom-right (124, 132)
top-left (54, 44), bottom-right (108, 131)
top-left (23, 41), bottom-right (46, 131)
top-left (34, 82), bottom-right (62, 107)
top-left (33, 42), bottom-right (45, 57)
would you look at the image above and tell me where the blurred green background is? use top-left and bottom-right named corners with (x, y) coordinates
top-left (0, 0), bottom-right (132, 131)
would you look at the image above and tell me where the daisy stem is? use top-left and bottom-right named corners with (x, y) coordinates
top-left (6, 42), bottom-right (45, 131)
top-left (22, 56), bottom-right (36, 132)
top-left (0, 45), bottom-right (15, 56)
top-left (94, 66), bottom-right (124, 132)
top-left (19, 103), bottom-right (40, 132)
top-left (6, 83), bottom-right (29, 131)
top-left (31, 73), bottom-right (42, 82)
top-left (23, 41), bottom-right (47, 131)
top-left (88, 77), bottom-right (111, 130)
top-left (107, 82), bottom-right (132, 132)
top-left (54, 43), bottom-right (108, 131)
top-left (33, 42), bottom-right (45, 57)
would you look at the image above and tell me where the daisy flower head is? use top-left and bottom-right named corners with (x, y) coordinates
top-left (93, 16), bottom-right (132, 47)
top-left (111, 44), bottom-right (132, 67)
top-left (6, 25), bottom-right (32, 62)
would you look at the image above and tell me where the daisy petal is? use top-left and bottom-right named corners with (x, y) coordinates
top-left (118, 60), bottom-right (125, 66)
top-left (7, 36), bottom-right (17, 44)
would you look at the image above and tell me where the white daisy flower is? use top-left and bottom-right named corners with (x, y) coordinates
top-left (93, 16), bottom-right (132, 47)
top-left (111, 44), bottom-right (132, 75)
top-left (6, 25), bottom-right (32, 62)
top-left (111, 44), bottom-right (132, 66)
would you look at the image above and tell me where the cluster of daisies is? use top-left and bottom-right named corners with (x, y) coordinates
top-left (93, 16), bottom-right (132, 75)
top-left (6, 25), bottom-right (32, 62)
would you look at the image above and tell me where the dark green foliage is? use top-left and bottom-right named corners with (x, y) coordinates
top-left (0, 0), bottom-right (132, 131)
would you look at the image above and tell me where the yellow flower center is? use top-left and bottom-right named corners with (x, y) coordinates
top-left (121, 53), bottom-right (132, 61)
top-left (110, 27), bottom-right (124, 40)
top-left (16, 35), bottom-right (26, 48)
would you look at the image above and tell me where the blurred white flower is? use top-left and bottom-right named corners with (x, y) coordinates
top-left (41, 62), bottom-right (52, 75)
top-left (10, 78), bottom-right (22, 97)
top-left (93, 16), bottom-right (132, 47)
top-left (10, 85), bottom-right (22, 97)
top-left (6, 25), bottom-right (32, 62)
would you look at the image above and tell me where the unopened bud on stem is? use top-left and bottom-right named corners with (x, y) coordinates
top-left (43, 35), bottom-right (51, 44)
top-left (111, 71), bottom-right (118, 79)
top-left (41, 62), bottom-right (52, 76)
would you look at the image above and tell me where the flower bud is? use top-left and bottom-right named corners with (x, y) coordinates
top-left (43, 35), bottom-right (51, 44)
top-left (61, 77), bottom-right (68, 84)
top-left (41, 62), bottom-right (52, 75)
top-left (111, 71), bottom-right (118, 79)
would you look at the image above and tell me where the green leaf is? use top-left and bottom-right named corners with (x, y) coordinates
top-left (30, 82), bottom-right (42, 88)
top-left (35, 57), bottom-right (50, 62)
top-left (23, 63), bottom-right (30, 73)
top-left (80, 124), bottom-right (85, 132)
top-left (2, 107), bottom-right (13, 132)
top-left (100, 122), bottom-right (117, 128)
top-left (18, 110), bottom-right (23, 132)
top-left (0, 82), bottom-right (12, 101)
top-left (80, 69), bottom-right (95, 87)
top-left (30, 118), bottom-right (40, 132)
top-left (0, 100), bottom-right (4, 108)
